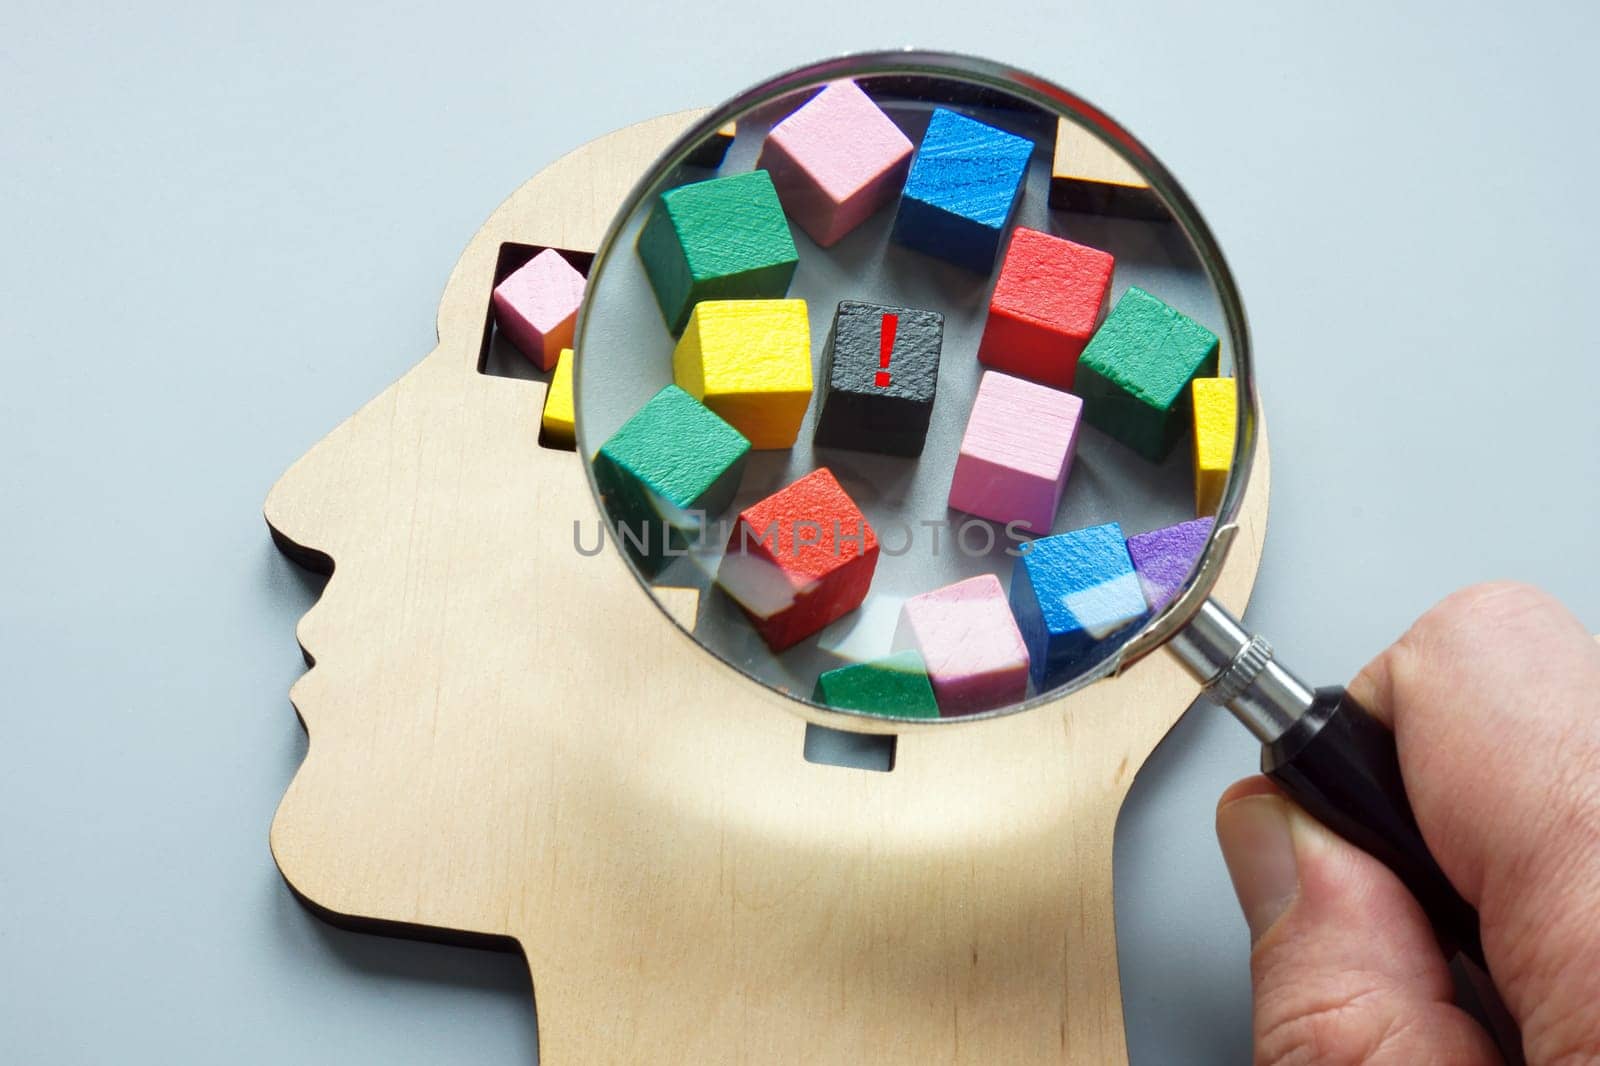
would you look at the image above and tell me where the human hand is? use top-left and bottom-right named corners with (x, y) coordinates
top-left (1215, 582), bottom-right (1600, 1064)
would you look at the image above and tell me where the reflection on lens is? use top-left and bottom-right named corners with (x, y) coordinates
top-left (574, 65), bottom-right (1239, 723)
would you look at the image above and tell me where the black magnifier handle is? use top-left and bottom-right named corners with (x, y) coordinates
top-left (1262, 685), bottom-right (1484, 968)
top-left (1169, 600), bottom-right (1487, 970)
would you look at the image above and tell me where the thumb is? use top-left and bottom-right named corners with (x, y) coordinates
top-left (1217, 778), bottom-right (1500, 1065)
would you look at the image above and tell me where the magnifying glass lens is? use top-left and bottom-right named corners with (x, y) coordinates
top-left (574, 60), bottom-right (1246, 723)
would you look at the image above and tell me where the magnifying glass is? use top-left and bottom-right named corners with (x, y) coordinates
top-left (570, 51), bottom-right (1485, 975)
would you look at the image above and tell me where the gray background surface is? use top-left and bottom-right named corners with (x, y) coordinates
top-left (2, 2), bottom-right (1597, 1062)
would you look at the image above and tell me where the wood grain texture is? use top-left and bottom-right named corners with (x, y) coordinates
top-left (892, 573), bottom-right (1031, 715)
top-left (1075, 286), bottom-right (1220, 461)
top-left (813, 649), bottom-right (939, 719)
top-left (491, 247), bottom-right (586, 370)
top-left (637, 169), bottom-right (799, 333)
top-left (813, 300), bottom-right (942, 457)
top-left (1192, 377), bottom-right (1237, 517)
top-left (717, 467), bottom-right (879, 651)
top-left (758, 80), bottom-right (913, 247)
top-left (540, 348), bottom-right (577, 449)
top-left (673, 298), bottom-right (814, 448)
top-left (978, 226), bottom-right (1115, 389)
top-left (1126, 517), bottom-right (1214, 614)
top-left (1048, 118), bottom-right (1166, 220)
top-left (948, 370), bottom-right (1084, 534)
top-left (890, 108), bottom-right (1032, 272)
top-left (1010, 523), bottom-right (1147, 690)
top-left (593, 384), bottom-right (751, 577)
top-left (264, 109), bottom-right (1273, 1066)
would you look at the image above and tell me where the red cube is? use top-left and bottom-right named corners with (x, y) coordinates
top-left (717, 468), bottom-right (879, 651)
top-left (977, 227), bottom-right (1115, 389)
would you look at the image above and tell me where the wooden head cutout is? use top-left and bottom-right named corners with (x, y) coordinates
top-left (265, 110), bottom-right (1271, 1065)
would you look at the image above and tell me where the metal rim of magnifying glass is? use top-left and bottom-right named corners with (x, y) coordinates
top-left (572, 49), bottom-right (1259, 734)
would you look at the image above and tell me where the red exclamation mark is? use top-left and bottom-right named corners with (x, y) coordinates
top-left (875, 312), bottom-right (898, 388)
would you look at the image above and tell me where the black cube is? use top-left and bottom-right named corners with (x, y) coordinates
top-left (813, 300), bottom-right (943, 457)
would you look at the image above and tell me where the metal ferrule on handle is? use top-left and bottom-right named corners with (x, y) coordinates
top-left (1167, 599), bottom-right (1317, 743)
top-left (1170, 598), bottom-right (1491, 975)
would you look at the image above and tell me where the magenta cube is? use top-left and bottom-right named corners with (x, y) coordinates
top-left (947, 371), bottom-right (1083, 536)
top-left (757, 80), bottom-right (914, 248)
top-left (491, 249), bottom-right (586, 371)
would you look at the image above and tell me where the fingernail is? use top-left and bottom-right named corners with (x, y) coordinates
top-left (1216, 794), bottom-right (1300, 941)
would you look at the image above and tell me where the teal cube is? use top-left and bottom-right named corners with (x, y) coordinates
top-left (1074, 287), bottom-right (1219, 460)
top-left (636, 170), bottom-right (800, 334)
top-left (812, 650), bottom-right (939, 719)
top-left (592, 385), bottom-right (751, 576)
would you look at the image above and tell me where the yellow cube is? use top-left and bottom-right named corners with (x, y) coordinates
top-left (673, 299), bottom-right (813, 449)
top-left (540, 347), bottom-right (576, 449)
top-left (1191, 376), bottom-right (1237, 516)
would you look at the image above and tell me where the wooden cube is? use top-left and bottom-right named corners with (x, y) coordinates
top-left (1192, 377), bottom-right (1237, 516)
top-left (758, 81), bottom-right (913, 248)
top-left (1125, 517), bottom-right (1213, 613)
top-left (636, 170), bottom-right (799, 334)
top-left (684, 121), bottom-right (737, 169)
top-left (812, 649), bottom-right (938, 719)
top-left (490, 248), bottom-right (586, 371)
top-left (977, 227), bottom-right (1115, 389)
top-left (1074, 287), bottom-right (1219, 460)
top-left (717, 468), bottom-right (879, 651)
top-left (1009, 522), bottom-right (1147, 690)
top-left (673, 298), bottom-right (813, 449)
top-left (539, 347), bottom-right (576, 450)
top-left (813, 300), bottom-right (942, 456)
top-left (947, 371), bottom-right (1083, 535)
top-left (890, 109), bottom-right (1033, 273)
top-left (1048, 118), bottom-right (1166, 219)
top-left (592, 385), bottom-right (751, 576)
top-left (892, 574), bottom-right (1029, 715)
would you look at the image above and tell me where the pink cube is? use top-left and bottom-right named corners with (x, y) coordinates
top-left (948, 371), bottom-right (1083, 536)
top-left (757, 80), bottom-right (914, 248)
top-left (893, 574), bottom-right (1030, 715)
top-left (491, 249), bottom-right (586, 371)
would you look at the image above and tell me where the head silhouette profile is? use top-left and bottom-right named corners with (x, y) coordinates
top-left (264, 110), bottom-right (1270, 1065)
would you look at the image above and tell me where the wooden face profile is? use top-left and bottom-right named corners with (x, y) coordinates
top-left (263, 109), bottom-right (1272, 1065)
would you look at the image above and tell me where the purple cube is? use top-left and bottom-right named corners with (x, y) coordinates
top-left (1125, 517), bottom-right (1213, 612)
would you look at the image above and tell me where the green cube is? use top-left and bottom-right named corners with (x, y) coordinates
top-left (812, 650), bottom-right (940, 719)
top-left (636, 170), bottom-right (799, 334)
top-left (592, 385), bottom-right (751, 576)
top-left (1074, 287), bottom-right (1220, 460)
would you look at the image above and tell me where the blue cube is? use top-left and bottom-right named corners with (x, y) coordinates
top-left (1009, 522), bottom-right (1149, 690)
top-left (890, 109), bottom-right (1034, 273)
